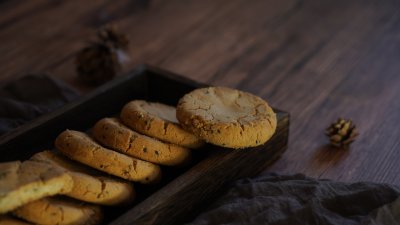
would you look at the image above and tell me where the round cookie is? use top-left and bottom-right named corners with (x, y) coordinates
top-left (55, 130), bottom-right (161, 184)
top-left (176, 87), bottom-right (277, 149)
top-left (13, 197), bottom-right (102, 225)
top-left (0, 161), bottom-right (73, 214)
top-left (31, 151), bottom-right (135, 206)
top-left (120, 100), bottom-right (204, 148)
top-left (0, 215), bottom-right (33, 225)
top-left (93, 118), bottom-right (191, 166)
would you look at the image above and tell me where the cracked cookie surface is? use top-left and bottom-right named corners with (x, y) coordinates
top-left (0, 160), bottom-right (73, 214)
top-left (31, 151), bottom-right (135, 206)
top-left (120, 100), bottom-right (204, 148)
top-left (176, 87), bottom-right (277, 149)
top-left (13, 197), bottom-right (102, 225)
top-left (93, 118), bottom-right (191, 166)
top-left (55, 130), bottom-right (161, 184)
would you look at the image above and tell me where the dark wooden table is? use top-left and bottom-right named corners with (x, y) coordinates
top-left (0, 0), bottom-right (399, 186)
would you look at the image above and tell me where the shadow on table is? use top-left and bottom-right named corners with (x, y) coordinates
top-left (312, 144), bottom-right (350, 167)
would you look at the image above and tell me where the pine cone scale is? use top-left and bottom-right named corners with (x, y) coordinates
top-left (326, 118), bottom-right (358, 148)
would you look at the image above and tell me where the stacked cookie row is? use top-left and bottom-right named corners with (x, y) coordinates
top-left (0, 86), bottom-right (277, 225)
top-left (0, 99), bottom-right (204, 225)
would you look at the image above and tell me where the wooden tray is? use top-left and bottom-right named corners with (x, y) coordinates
top-left (0, 65), bottom-right (290, 225)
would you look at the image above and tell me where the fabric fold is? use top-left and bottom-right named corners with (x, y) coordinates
top-left (0, 75), bottom-right (80, 135)
top-left (186, 174), bottom-right (400, 225)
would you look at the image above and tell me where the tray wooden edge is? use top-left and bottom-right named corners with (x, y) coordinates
top-left (110, 111), bottom-right (289, 225)
top-left (0, 66), bottom-right (148, 146)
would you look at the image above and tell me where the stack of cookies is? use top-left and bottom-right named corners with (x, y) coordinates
top-left (0, 86), bottom-right (276, 225)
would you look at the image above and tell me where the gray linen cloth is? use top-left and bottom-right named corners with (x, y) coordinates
top-left (0, 75), bottom-right (79, 135)
top-left (186, 174), bottom-right (400, 225)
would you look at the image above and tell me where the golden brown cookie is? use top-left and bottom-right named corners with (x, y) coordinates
top-left (13, 197), bottom-right (102, 225)
top-left (176, 87), bottom-right (277, 149)
top-left (120, 100), bottom-right (204, 148)
top-left (31, 151), bottom-right (135, 206)
top-left (0, 161), bottom-right (73, 214)
top-left (93, 118), bottom-right (191, 166)
top-left (0, 215), bottom-right (32, 225)
top-left (55, 130), bottom-right (161, 184)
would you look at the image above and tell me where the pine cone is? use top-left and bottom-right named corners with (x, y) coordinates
top-left (97, 25), bottom-right (129, 50)
top-left (75, 43), bottom-right (120, 86)
top-left (325, 118), bottom-right (358, 148)
top-left (75, 25), bottom-right (130, 86)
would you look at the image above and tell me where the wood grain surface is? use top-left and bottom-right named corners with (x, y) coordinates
top-left (0, 0), bottom-right (399, 188)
